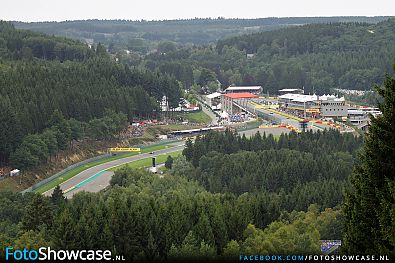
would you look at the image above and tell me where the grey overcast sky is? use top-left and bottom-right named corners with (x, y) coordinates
top-left (2, 0), bottom-right (395, 22)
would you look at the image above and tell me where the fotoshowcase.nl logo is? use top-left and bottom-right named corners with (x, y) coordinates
top-left (5, 247), bottom-right (125, 261)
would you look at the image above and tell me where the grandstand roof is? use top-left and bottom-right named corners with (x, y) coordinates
top-left (279, 93), bottom-right (345, 103)
top-left (224, 93), bottom-right (259, 99)
top-left (206, 92), bottom-right (222, 99)
top-left (279, 88), bottom-right (303, 92)
top-left (278, 93), bottom-right (318, 103)
top-left (225, 86), bottom-right (262, 91)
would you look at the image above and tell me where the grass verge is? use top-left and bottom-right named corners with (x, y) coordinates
top-left (34, 141), bottom-right (180, 194)
top-left (108, 150), bottom-right (182, 172)
top-left (174, 111), bottom-right (211, 124)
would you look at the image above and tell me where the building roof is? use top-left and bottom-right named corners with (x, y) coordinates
top-left (224, 92), bottom-right (259, 99)
top-left (225, 86), bottom-right (262, 91)
top-left (279, 93), bottom-right (345, 103)
top-left (278, 93), bottom-right (318, 103)
top-left (348, 109), bottom-right (365, 115)
top-left (206, 92), bottom-right (222, 99)
top-left (279, 88), bottom-right (303, 92)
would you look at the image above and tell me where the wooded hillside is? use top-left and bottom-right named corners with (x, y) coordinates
top-left (0, 21), bottom-right (181, 164)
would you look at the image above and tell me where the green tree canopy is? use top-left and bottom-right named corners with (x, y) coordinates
top-left (343, 66), bottom-right (395, 256)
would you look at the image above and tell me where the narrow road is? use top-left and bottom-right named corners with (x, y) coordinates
top-left (43, 98), bottom-right (219, 199)
top-left (44, 143), bottom-right (185, 198)
top-left (42, 99), bottom-right (339, 199)
top-left (198, 98), bottom-right (219, 125)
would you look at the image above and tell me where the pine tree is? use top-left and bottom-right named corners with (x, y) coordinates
top-left (183, 138), bottom-right (194, 161)
top-left (53, 207), bottom-right (77, 249)
top-left (194, 212), bottom-right (215, 246)
top-left (144, 232), bottom-right (159, 261)
top-left (168, 231), bottom-right (199, 259)
top-left (21, 194), bottom-right (53, 231)
top-left (0, 96), bottom-right (22, 162)
top-left (343, 67), bottom-right (395, 255)
top-left (51, 185), bottom-right (66, 207)
top-left (165, 155), bottom-right (174, 169)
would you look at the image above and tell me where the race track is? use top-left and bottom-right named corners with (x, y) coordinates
top-left (43, 143), bottom-right (184, 198)
top-left (43, 101), bottom-right (338, 198)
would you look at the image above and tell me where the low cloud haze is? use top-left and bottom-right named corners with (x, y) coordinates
top-left (1, 0), bottom-right (394, 22)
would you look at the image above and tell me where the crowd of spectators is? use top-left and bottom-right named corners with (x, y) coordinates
top-left (119, 124), bottom-right (144, 139)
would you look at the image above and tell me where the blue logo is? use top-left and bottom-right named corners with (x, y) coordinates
top-left (6, 248), bottom-right (39, 261)
top-left (320, 240), bottom-right (341, 254)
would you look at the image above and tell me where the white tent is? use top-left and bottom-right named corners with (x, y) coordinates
top-left (220, 111), bottom-right (229, 119)
top-left (10, 169), bottom-right (20, 177)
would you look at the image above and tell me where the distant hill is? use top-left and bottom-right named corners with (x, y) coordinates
top-left (0, 20), bottom-right (94, 61)
top-left (139, 18), bottom-right (395, 95)
top-left (13, 17), bottom-right (392, 47)
top-left (217, 19), bottom-right (395, 55)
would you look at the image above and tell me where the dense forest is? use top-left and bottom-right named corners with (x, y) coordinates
top-left (0, 21), bottom-right (182, 164)
top-left (0, 69), bottom-right (393, 261)
top-left (14, 17), bottom-right (391, 46)
top-left (0, 129), bottom-right (360, 261)
top-left (8, 109), bottom-right (128, 170)
top-left (12, 18), bottom-right (395, 99)
top-left (1, 15), bottom-right (394, 260)
top-left (141, 19), bottom-right (395, 95)
top-left (182, 130), bottom-right (361, 197)
top-left (343, 68), bottom-right (395, 257)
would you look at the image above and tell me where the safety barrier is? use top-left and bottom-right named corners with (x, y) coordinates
top-left (237, 120), bottom-right (262, 132)
top-left (251, 101), bottom-right (279, 109)
top-left (21, 153), bottom-right (112, 194)
top-left (258, 124), bottom-right (301, 133)
top-left (265, 109), bottom-right (304, 122)
top-left (21, 138), bottom-right (180, 194)
top-left (258, 125), bottom-right (280, 128)
top-left (256, 112), bottom-right (281, 123)
top-left (309, 120), bottom-right (341, 129)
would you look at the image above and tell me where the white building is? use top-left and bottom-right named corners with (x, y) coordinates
top-left (10, 169), bottom-right (20, 177)
top-left (347, 107), bottom-right (381, 131)
top-left (358, 107), bottom-right (382, 117)
top-left (319, 95), bottom-right (347, 117)
top-left (348, 109), bottom-right (368, 125)
top-left (160, 96), bottom-right (199, 112)
top-left (278, 93), bottom-right (347, 117)
top-left (205, 92), bottom-right (222, 107)
top-left (278, 93), bottom-right (319, 110)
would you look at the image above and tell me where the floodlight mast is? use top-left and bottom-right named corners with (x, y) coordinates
top-left (304, 101), bottom-right (306, 119)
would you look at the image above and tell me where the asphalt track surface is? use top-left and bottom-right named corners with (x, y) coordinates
top-left (44, 124), bottom-right (291, 198)
top-left (43, 143), bottom-right (185, 198)
top-left (43, 102), bottom-right (335, 198)
top-left (200, 102), bottom-right (219, 125)
top-left (248, 102), bottom-right (335, 132)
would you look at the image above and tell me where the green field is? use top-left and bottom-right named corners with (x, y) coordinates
top-left (34, 141), bottom-right (181, 194)
top-left (177, 111), bottom-right (211, 124)
top-left (108, 150), bottom-right (182, 171)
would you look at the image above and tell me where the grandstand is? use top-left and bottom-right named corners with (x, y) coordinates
top-left (221, 92), bottom-right (259, 115)
top-left (224, 86), bottom-right (262, 94)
